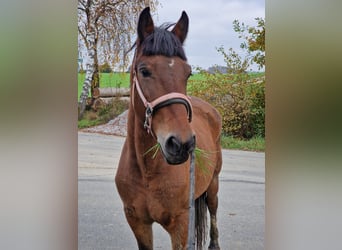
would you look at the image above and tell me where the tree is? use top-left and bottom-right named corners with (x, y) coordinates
top-left (218, 17), bottom-right (265, 73)
top-left (189, 18), bottom-right (265, 139)
top-left (78, 0), bottom-right (158, 118)
top-left (233, 17), bottom-right (265, 70)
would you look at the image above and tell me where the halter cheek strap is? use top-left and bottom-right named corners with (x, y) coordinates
top-left (132, 72), bottom-right (193, 137)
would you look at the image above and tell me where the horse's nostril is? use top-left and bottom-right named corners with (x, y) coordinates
top-left (165, 135), bottom-right (196, 156)
top-left (166, 136), bottom-right (182, 154)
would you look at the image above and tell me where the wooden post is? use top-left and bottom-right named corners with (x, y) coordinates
top-left (187, 151), bottom-right (196, 249)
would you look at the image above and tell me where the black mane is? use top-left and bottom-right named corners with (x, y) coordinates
top-left (140, 24), bottom-right (187, 61)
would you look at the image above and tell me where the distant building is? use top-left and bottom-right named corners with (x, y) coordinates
top-left (207, 65), bottom-right (230, 74)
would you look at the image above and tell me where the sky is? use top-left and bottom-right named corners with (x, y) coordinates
top-left (154, 0), bottom-right (265, 71)
top-left (78, 0), bottom-right (264, 72)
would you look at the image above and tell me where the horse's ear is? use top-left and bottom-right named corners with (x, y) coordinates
top-left (137, 7), bottom-right (154, 42)
top-left (172, 11), bottom-right (189, 44)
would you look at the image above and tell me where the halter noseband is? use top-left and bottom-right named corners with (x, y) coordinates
top-left (132, 71), bottom-right (193, 137)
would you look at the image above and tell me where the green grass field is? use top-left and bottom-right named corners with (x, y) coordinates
top-left (77, 72), bottom-right (206, 99)
top-left (78, 72), bottom-right (264, 99)
top-left (78, 73), bottom-right (130, 100)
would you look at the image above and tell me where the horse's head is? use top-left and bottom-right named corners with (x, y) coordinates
top-left (132, 7), bottom-right (195, 165)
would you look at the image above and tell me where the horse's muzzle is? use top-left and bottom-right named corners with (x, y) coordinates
top-left (161, 134), bottom-right (196, 165)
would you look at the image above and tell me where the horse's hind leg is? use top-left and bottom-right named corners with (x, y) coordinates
top-left (206, 174), bottom-right (220, 250)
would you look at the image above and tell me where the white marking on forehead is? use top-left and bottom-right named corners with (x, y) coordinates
top-left (168, 59), bottom-right (174, 67)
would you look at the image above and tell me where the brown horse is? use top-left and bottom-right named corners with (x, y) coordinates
top-left (115, 7), bottom-right (222, 250)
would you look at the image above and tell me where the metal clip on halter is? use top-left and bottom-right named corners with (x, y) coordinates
top-left (144, 105), bottom-right (153, 132)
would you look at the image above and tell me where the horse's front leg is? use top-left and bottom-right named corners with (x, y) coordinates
top-left (124, 205), bottom-right (153, 250)
top-left (162, 211), bottom-right (189, 250)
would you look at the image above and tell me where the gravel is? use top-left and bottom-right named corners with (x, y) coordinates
top-left (81, 110), bottom-right (128, 137)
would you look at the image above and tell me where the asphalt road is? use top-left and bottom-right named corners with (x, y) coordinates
top-left (78, 132), bottom-right (265, 250)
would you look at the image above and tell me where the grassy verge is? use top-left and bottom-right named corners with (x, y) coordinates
top-left (221, 135), bottom-right (265, 152)
top-left (78, 118), bottom-right (101, 129)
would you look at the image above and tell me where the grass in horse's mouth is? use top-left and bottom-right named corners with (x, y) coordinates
top-left (144, 143), bottom-right (214, 174)
top-left (194, 147), bottom-right (213, 175)
top-left (143, 143), bottom-right (161, 159)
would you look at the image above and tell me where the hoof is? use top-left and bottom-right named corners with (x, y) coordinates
top-left (208, 244), bottom-right (220, 250)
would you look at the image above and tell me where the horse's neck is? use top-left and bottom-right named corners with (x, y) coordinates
top-left (127, 107), bottom-right (160, 176)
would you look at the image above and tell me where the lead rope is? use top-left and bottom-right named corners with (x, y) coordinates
top-left (187, 150), bottom-right (196, 249)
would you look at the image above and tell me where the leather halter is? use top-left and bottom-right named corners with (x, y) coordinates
top-left (132, 70), bottom-right (193, 137)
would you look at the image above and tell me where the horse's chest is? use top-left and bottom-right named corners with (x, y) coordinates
top-left (149, 181), bottom-right (186, 202)
top-left (145, 180), bottom-right (188, 220)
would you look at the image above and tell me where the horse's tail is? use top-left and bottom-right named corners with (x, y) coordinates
top-left (195, 192), bottom-right (208, 250)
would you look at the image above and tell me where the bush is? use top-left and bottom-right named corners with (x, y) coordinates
top-left (188, 72), bottom-right (264, 139)
top-left (78, 97), bottom-right (129, 128)
top-left (96, 97), bottom-right (129, 122)
top-left (99, 62), bottom-right (112, 73)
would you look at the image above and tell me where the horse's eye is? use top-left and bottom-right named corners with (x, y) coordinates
top-left (140, 68), bottom-right (151, 78)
